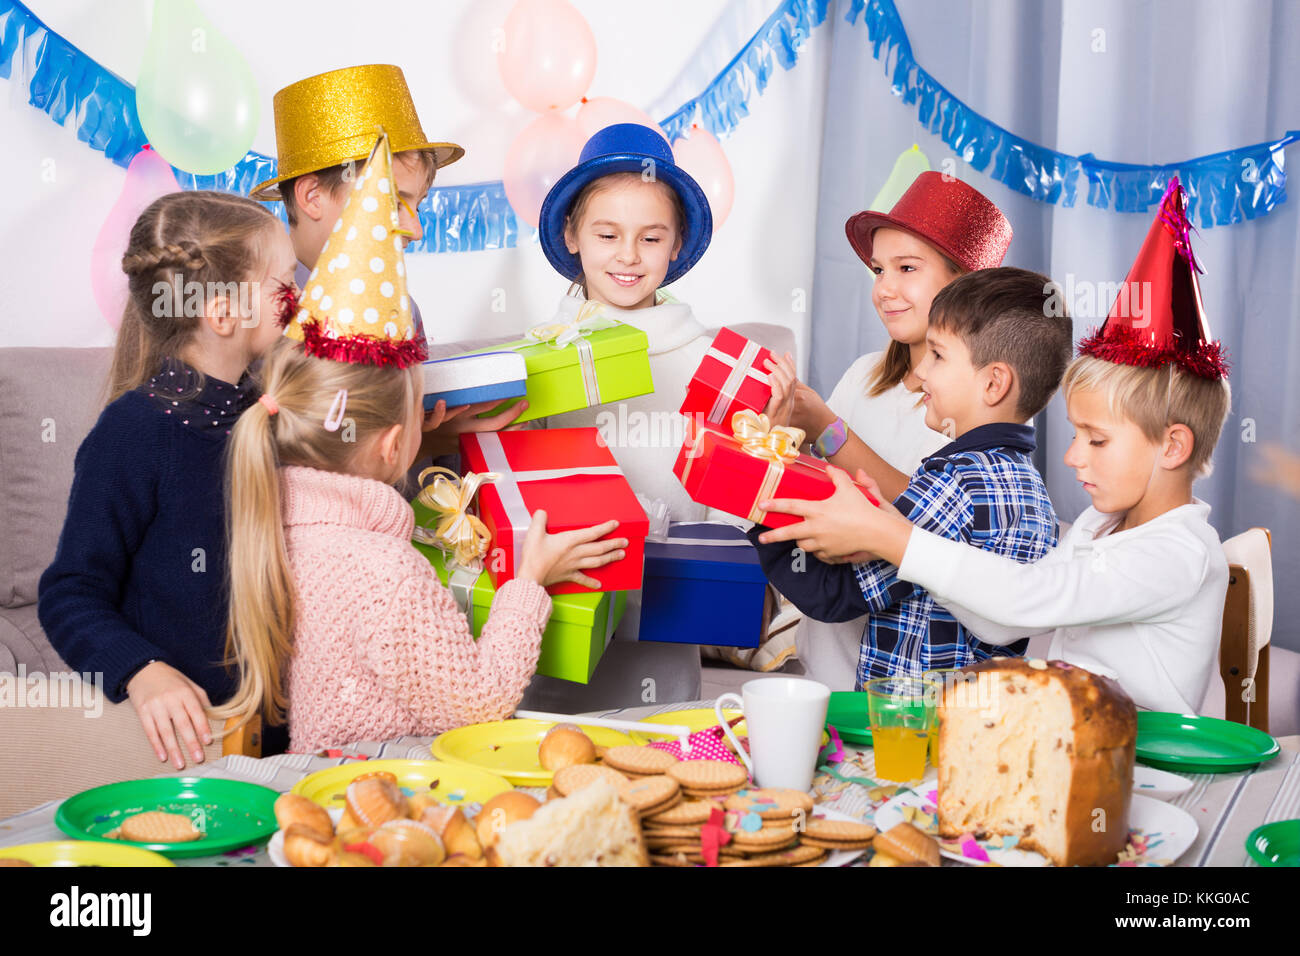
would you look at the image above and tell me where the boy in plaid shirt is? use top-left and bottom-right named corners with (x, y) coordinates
top-left (751, 268), bottom-right (1073, 687)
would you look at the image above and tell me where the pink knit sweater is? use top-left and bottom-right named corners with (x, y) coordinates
top-left (279, 465), bottom-right (551, 753)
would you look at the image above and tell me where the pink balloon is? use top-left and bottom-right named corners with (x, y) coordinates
top-left (497, 0), bottom-right (597, 113)
top-left (91, 146), bottom-right (181, 329)
top-left (673, 124), bottom-right (735, 230)
top-left (503, 110), bottom-right (586, 229)
top-left (576, 97), bottom-right (661, 140)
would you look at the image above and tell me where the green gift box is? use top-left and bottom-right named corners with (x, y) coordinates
top-left (468, 317), bottom-right (653, 424)
top-left (411, 502), bottom-right (625, 683)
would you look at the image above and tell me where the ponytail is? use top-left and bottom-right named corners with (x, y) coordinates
top-left (214, 398), bottom-right (297, 728)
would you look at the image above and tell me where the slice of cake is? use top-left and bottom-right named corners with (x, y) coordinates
top-left (487, 780), bottom-right (648, 867)
top-left (936, 658), bottom-right (1136, 867)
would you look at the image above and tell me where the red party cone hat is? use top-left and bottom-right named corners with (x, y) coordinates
top-left (1077, 177), bottom-right (1228, 380)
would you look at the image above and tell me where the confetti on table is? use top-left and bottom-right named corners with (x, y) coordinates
top-left (960, 838), bottom-right (990, 863)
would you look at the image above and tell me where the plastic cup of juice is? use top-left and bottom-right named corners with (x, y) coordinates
top-left (866, 677), bottom-right (937, 782)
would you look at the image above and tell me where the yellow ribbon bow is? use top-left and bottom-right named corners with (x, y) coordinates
top-left (526, 299), bottom-right (620, 349)
top-left (414, 467), bottom-right (499, 567)
top-left (731, 410), bottom-right (806, 464)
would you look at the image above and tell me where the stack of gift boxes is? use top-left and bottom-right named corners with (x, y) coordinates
top-left (416, 319), bottom-right (874, 683)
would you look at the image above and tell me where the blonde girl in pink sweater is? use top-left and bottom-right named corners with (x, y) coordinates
top-left (216, 338), bottom-right (626, 752)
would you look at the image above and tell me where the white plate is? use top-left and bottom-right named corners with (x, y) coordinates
top-left (1132, 765), bottom-right (1193, 801)
top-left (270, 802), bottom-right (870, 867)
top-left (873, 789), bottom-right (1196, 867)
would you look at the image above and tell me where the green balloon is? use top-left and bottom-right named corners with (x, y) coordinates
top-left (135, 0), bottom-right (260, 175)
top-left (868, 144), bottom-right (931, 212)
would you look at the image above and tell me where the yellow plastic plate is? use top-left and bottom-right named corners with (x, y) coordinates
top-left (431, 719), bottom-right (635, 786)
top-left (0, 840), bottom-right (173, 867)
top-left (291, 758), bottom-right (512, 810)
top-left (627, 708), bottom-right (830, 748)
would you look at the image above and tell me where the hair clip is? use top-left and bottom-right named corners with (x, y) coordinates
top-left (323, 388), bottom-right (348, 432)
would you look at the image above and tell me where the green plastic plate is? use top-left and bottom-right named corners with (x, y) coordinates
top-left (55, 777), bottom-right (279, 859)
top-left (1135, 711), bottom-right (1280, 773)
top-left (1245, 820), bottom-right (1300, 867)
top-left (826, 691), bottom-right (873, 746)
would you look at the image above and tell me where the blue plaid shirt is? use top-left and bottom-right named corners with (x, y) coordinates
top-left (749, 423), bottom-right (1058, 688)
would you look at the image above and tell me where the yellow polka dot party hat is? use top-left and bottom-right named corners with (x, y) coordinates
top-left (284, 128), bottom-right (426, 368)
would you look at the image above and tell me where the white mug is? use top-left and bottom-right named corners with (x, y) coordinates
top-left (715, 677), bottom-right (831, 791)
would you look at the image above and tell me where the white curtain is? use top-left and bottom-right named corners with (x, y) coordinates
top-left (809, 0), bottom-right (1300, 653)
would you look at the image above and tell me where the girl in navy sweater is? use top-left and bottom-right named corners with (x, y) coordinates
top-left (39, 191), bottom-right (296, 770)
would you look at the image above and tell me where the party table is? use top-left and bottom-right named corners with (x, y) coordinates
top-left (2, 701), bottom-right (1295, 867)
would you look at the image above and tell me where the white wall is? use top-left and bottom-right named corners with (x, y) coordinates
top-left (0, 0), bottom-right (829, 370)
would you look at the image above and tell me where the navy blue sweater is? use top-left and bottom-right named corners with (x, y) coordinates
top-left (38, 367), bottom-right (255, 704)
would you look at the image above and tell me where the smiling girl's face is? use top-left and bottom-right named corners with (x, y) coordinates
top-left (564, 175), bottom-right (683, 310)
top-left (868, 227), bottom-right (960, 345)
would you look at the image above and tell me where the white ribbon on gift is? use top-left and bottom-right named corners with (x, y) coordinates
top-left (525, 300), bottom-right (618, 409)
top-left (705, 339), bottom-right (770, 424)
top-left (475, 431), bottom-right (626, 577)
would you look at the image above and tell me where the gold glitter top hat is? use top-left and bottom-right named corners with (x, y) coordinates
top-left (284, 130), bottom-right (427, 368)
top-left (251, 64), bottom-right (463, 201)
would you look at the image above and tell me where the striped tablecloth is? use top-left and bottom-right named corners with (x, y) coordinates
top-left (1, 700), bottom-right (1294, 868)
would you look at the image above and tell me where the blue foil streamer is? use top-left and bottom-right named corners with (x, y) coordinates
top-left (5, 0), bottom-right (1294, 233)
top-left (846, 0), bottom-right (1297, 225)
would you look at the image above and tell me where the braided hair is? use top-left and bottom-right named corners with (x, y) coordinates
top-left (106, 191), bottom-right (280, 403)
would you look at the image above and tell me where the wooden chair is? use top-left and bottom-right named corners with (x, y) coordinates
top-left (221, 713), bottom-right (263, 758)
top-left (1220, 528), bottom-right (1272, 732)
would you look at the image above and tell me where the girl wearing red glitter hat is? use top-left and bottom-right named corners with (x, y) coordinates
top-left (762, 171), bottom-right (1014, 690)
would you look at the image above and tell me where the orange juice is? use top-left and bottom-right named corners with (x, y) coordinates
top-left (872, 726), bottom-right (930, 782)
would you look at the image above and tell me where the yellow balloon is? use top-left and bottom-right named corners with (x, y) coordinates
top-left (868, 144), bottom-right (931, 211)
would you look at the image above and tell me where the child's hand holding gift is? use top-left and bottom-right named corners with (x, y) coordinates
top-left (756, 467), bottom-right (915, 567)
top-left (517, 513), bottom-right (626, 590)
top-left (762, 353), bottom-right (836, 440)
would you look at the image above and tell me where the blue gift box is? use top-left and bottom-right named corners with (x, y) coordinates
top-left (422, 351), bottom-right (528, 411)
top-left (638, 521), bottom-right (769, 647)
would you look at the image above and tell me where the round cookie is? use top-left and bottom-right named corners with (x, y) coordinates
top-left (552, 763), bottom-right (629, 797)
top-left (723, 788), bottom-right (815, 820)
top-left (800, 817), bottom-right (877, 851)
top-left (644, 799), bottom-right (716, 827)
top-left (729, 824), bottom-right (800, 852)
top-left (602, 745), bottom-right (681, 777)
top-left (720, 843), bottom-right (827, 867)
top-left (618, 775), bottom-right (681, 816)
top-left (667, 760), bottom-right (748, 798)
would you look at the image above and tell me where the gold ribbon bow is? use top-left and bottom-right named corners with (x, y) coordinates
top-left (731, 410), bottom-right (806, 464)
top-left (526, 299), bottom-right (620, 349)
top-left (414, 467), bottom-right (499, 567)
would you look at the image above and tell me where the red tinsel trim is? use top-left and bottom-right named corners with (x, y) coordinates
top-left (273, 281), bottom-right (301, 329)
top-left (1156, 177), bottom-right (1203, 274)
top-left (297, 318), bottom-right (428, 368)
top-left (1078, 325), bottom-right (1230, 380)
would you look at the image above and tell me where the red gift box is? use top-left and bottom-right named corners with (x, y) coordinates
top-left (460, 428), bottom-right (648, 595)
top-left (672, 414), bottom-right (878, 529)
top-left (679, 327), bottom-right (774, 426)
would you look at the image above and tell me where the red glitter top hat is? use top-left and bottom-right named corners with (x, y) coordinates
top-left (845, 171), bottom-right (1013, 272)
top-left (1078, 177), bottom-right (1229, 380)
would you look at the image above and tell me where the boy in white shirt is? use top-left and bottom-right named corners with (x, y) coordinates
top-left (757, 177), bottom-right (1232, 713)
